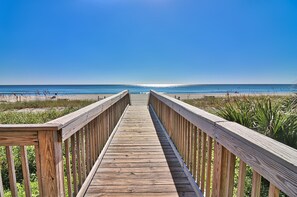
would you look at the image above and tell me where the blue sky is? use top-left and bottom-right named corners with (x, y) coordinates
top-left (0, 0), bottom-right (296, 84)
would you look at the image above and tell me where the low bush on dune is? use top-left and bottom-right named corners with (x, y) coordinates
top-left (217, 96), bottom-right (297, 149)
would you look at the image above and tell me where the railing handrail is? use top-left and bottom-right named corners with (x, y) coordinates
top-left (49, 90), bottom-right (128, 140)
top-left (150, 90), bottom-right (297, 196)
top-left (0, 90), bottom-right (128, 134)
top-left (0, 90), bottom-right (130, 197)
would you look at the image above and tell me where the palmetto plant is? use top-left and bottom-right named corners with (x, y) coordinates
top-left (217, 97), bottom-right (297, 149)
top-left (217, 98), bottom-right (254, 128)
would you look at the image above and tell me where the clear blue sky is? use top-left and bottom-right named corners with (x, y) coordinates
top-left (0, 0), bottom-right (296, 84)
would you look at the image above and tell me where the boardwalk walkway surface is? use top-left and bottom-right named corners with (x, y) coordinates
top-left (84, 97), bottom-right (196, 197)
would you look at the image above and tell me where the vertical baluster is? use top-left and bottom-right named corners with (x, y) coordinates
top-left (89, 121), bottom-right (94, 166)
top-left (237, 160), bottom-right (246, 197)
top-left (6, 146), bottom-right (18, 197)
top-left (226, 152), bottom-right (235, 197)
top-left (182, 116), bottom-right (186, 159)
top-left (189, 123), bottom-right (194, 172)
top-left (192, 126), bottom-right (197, 180)
top-left (34, 145), bottom-right (43, 197)
top-left (268, 183), bottom-right (279, 197)
top-left (212, 141), bottom-right (221, 196)
top-left (95, 117), bottom-right (99, 157)
top-left (251, 170), bottom-right (261, 197)
top-left (213, 143), bottom-right (234, 197)
top-left (186, 121), bottom-right (191, 168)
top-left (81, 128), bottom-right (86, 181)
top-left (0, 167), bottom-right (4, 197)
top-left (71, 135), bottom-right (78, 195)
top-left (20, 146), bottom-right (32, 197)
top-left (197, 129), bottom-right (201, 183)
top-left (99, 115), bottom-right (103, 152)
top-left (200, 131), bottom-right (207, 193)
top-left (85, 124), bottom-right (91, 173)
top-left (76, 131), bottom-right (82, 188)
top-left (205, 136), bottom-right (213, 197)
top-left (65, 139), bottom-right (72, 197)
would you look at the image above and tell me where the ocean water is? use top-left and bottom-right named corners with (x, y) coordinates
top-left (0, 84), bottom-right (296, 95)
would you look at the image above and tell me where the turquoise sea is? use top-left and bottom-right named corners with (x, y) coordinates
top-left (0, 84), bottom-right (296, 95)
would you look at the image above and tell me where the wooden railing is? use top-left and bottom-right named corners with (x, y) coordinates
top-left (149, 90), bottom-right (297, 197)
top-left (0, 90), bottom-right (130, 197)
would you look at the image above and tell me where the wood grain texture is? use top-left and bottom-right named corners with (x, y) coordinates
top-left (0, 131), bottom-right (38, 146)
top-left (268, 184), bottom-right (280, 197)
top-left (251, 170), bottom-right (261, 197)
top-left (49, 90), bottom-right (128, 140)
top-left (149, 91), bottom-right (297, 197)
top-left (6, 146), bottom-right (18, 197)
top-left (65, 139), bottom-right (72, 197)
top-left (237, 160), bottom-right (247, 197)
top-left (84, 106), bottom-right (196, 197)
top-left (37, 130), bottom-right (65, 197)
top-left (20, 146), bottom-right (32, 197)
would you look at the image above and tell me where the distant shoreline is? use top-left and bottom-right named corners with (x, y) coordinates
top-left (0, 92), bottom-right (295, 103)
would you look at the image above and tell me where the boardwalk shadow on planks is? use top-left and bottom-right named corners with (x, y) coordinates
top-left (85, 106), bottom-right (196, 197)
top-left (149, 107), bottom-right (196, 197)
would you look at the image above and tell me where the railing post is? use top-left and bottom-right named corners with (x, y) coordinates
top-left (36, 130), bottom-right (65, 197)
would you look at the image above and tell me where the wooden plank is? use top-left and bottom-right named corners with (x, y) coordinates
top-left (49, 90), bottom-right (128, 140)
top-left (251, 170), bottom-right (262, 197)
top-left (5, 146), bottom-right (18, 197)
top-left (85, 192), bottom-right (195, 197)
top-left (71, 134), bottom-right (78, 195)
top-left (0, 124), bottom-right (59, 131)
top-left (34, 145), bottom-right (43, 197)
top-left (226, 151), bottom-right (235, 197)
top-left (76, 131), bottom-right (82, 188)
top-left (205, 136), bottom-right (212, 197)
top-left (0, 131), bottom-right (38, 146)
top-left (0, 167), bottom-right (4, 197)
top-left (86, 184), bottom-right (193, 193)
top-left (237, 160), bottom-right (247, 197)
top-left (65, 139), bottom-right (72, 197)
top-left (200, 131), bottom-right (206, 192)
top-left (81, 129), bottom-right (86, 181)
top-left (192, 126), bottom-right (197, 180)
top-left (84, 106), bottom-right (196, 197)
top-left (197, 129), bottom-right (201, 183)
top-left (268, 183), bottom-right (280, 197)
top-left (20, 146), bottom-right (32, 197)
top-left (76, 104), bottom-right (129, 197)
top-left (150, 91), bottom-right (297, 197)
top-left (37, 130), bottom-right (64, 196)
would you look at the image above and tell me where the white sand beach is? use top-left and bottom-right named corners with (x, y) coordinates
top-left (0, 92), bottom-right (294, 103)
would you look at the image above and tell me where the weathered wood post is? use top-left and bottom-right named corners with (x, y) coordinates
top-left (36, 129), bottom-right (65, 196)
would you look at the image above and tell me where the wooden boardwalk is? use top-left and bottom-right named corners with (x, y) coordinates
top-left (84, 105), bottom-right (196, 197)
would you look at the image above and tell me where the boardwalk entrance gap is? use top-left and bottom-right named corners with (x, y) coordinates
top-left (0, 90), bottom-right (296, 197)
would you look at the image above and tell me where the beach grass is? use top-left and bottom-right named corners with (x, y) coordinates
top-left (0, 99), bottom-right (95, 112)
top-left (0, 99), bottom-right (95, 124)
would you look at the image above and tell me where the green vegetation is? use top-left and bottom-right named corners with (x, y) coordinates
top-left (0, 99), bottom-right (94, 112)
top-left (184, 94), bottom-right (297, 148)
top-left (184, 94), bottom-right (296, 196)
top-left (0, 99), bottom-right (95, 124)
top-left (0, 99), bottom-right (95, 196)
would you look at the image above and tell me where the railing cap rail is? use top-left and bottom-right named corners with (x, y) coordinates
top-left (49, 90), bottom-right (128, 129)
top-left (0, 123), bottom-right (60, 131)
top-left (0, 90), bottom-right (128, 134)
top-left (150, 90), bottom-right (297, 196)
top-left (150, 90), bottom-right (297, 166)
